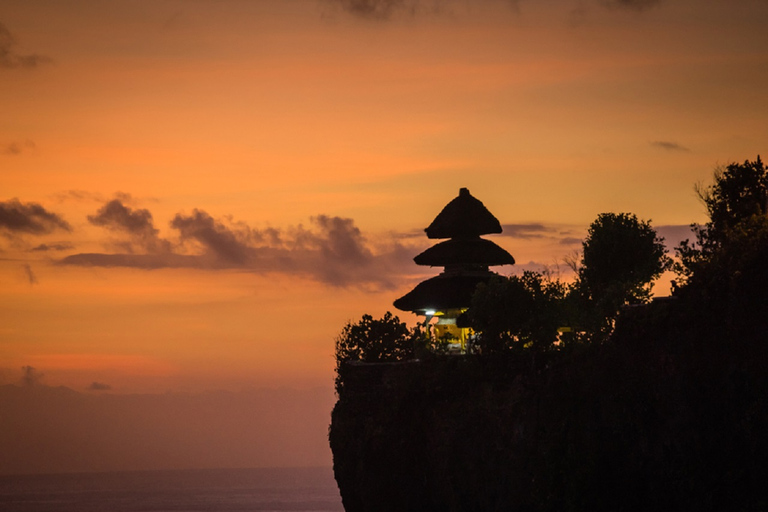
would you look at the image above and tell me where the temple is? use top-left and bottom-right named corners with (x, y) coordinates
top-left (393, 187), bottom-right (515, 351)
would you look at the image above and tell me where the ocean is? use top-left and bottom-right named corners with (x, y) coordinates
top-left (0, 467), bottom-right (344, 512)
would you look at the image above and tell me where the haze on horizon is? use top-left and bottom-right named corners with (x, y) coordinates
top-left (1, 0), bottom-right (767, 473)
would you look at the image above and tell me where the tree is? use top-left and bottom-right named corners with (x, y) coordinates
top-left (674, 157), bottom-right (768, 330)
top-left (334, 312), bottom-right (420, 392)
top-left (470, 272), bottom-right (567, 353)
top-left (577, 213), bottom-right (670, 335)
top-left (676, 156), bottom-right (768, 281)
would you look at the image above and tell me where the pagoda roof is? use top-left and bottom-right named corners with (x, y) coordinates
top-left (425, 188), bottom-right (503, 239)
top-left (413, 237), bottom-right (515, 267)
top-left (393, 271), bottom-right (496, 314)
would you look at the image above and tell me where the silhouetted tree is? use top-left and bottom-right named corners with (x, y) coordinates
top-left (575, 213), bottom-right (669, 337)
top-left (676, 156), bottom-right (768, 282)
top-left (470, 272), bottom-right (568, 354)
top-left (334, 312), bottom-right (420, 392)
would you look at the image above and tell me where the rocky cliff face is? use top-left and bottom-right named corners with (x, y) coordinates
top-left (329, 301), bottom-right (768, 512)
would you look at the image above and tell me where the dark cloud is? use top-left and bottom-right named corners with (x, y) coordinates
top-left (0, 199), bottom-right (71, 235)
top-left (30, 242), bottom-right (74, 252)
top-left (88, 199), bottom-right (171, 253)
top-left (59, 252), bottom-right (201, 269)
top-left (334, 0), bottom-right (656, 20)
top-left (601, 0), bottom-right (661, 11)
top-left (87, 382), bottom-right (112, 391)
top-left (88, 199), bottom-right (156, 234)
top-left (651, 140), bottom-right (690, 152)
top-left (300, 215), bottom-right (378, 286)
top-left (500, 223), bottom-right (556, 239)
top-left (335, 0), bottom-right (412, 19)
top-left (64, 204), bottom-right (412, 289)
top-left (22, 263), bottom-right (38, 285)
top-left (0, 22), bottom-right (52, 69)
top-left (2, 140), bottom-right (35, 155)
top-left (559, 236), bottom-right (582, 245)
top-left (312, 215), bottom-right (371, 265)
top-left (171, 209), bottom-right (254, 265)
top-left (331, 0), bottom-right (510, 19)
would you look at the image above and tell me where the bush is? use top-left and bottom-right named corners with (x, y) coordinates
top-left (334, 312), bottom-right (421, 393)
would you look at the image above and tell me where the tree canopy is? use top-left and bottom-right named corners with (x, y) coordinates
top-left (469, 271), bottom-right (567, 353)
top-left (677, 156), bottom-right (768, 282)
top-left (579, 212), bottom-right (669, 304)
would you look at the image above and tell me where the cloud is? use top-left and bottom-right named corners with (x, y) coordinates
top-left (30, 242), bottom-right (74, 252)
top-left (333, 0), bottom-right (658, 20)
top-left (87, 381), bottom-right (112, 391)
top-left (330, 0), bottom-right (519, 20)
top-left (0, 22), bottom-right (52, 69)
top-left (22, 263), bottom-right (38, 285)
top-left (559, 236), bottom-right (582, 245)
top-left (59, 252), bottom-right (201, 269)
top-left (651, 140), bottom-right (690, 152)
top-left (299, 215), bottom-right (379, 286)
top-left (49, 190), bottom-right (105, 204)
top-left (601, 0), bottom-right (661, 11)
top-left (500, 223), bottom-right (556, 239)
top-left (334, 0), bottom-right (412, 19)
top-left (2, 140), bottom-right (35, 155)
top-left (63, 203), bottom-right (413, 289)
top-left (0, 199), bottom-right (71, 235)
top-left (171, 209), bottom-right (254, 265)
top-left (88, 199), bottom-right (171, 253)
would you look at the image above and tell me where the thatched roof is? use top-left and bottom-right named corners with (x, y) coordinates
top-left (413, 237), bottom-right (515, 267)
top-left (425, 188), bottom-right (503, 239)
top-left (393, 271), bottom-right (495, 314)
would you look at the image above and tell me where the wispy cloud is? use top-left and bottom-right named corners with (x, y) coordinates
top-left (334, 0), bottom-right (661, 20)
top-left (651, 140), bottom-right (690, 152)
top-left (0, 22), bottom-right (52, 69)
top-left (602, 0), bottom-right (661, 11)
top-left (30, 242), bottom-right (74, 252)
top-left (500, 223), bottom-right (556, 239)
top-left (0, 199), bottom-right (71, 235)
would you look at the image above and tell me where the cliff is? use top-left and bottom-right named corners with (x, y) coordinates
top-left (329, 298), bottom-right (768, 512)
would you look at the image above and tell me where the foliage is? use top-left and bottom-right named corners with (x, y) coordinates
top-left (469, 272), bottom-right (568, 354)
top-left (576, 213), bottom-right (669, 335)
top-left (580, 212), bottom-right (670, 303)
top-left (676, 156), bottom-right (768, 281)
top-left (467, 214), bottom-right (669, 348)
top-left (334, 312), bottom-right (421, 392)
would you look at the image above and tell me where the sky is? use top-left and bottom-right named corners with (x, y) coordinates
top-left (1, 0), bottom-right (767, 473)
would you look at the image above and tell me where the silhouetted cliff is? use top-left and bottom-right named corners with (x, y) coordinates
top-left (330, 295), bottom-right (768, 511)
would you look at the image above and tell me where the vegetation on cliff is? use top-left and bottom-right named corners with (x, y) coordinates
top-left (330, 157), bottom-right (768, 512)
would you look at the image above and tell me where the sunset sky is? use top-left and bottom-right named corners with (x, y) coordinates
top-left (1, 0), bottom-right (768, 471)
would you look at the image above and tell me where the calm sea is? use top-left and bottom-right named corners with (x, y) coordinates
top-left (0, 467), bottom-right (343, 512)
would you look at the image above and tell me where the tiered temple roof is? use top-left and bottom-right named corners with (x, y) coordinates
top-left (393, 188), bottom-right (514, 315)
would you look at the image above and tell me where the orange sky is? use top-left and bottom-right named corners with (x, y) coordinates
top-left (2, 0), bottom-right (768, 400)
